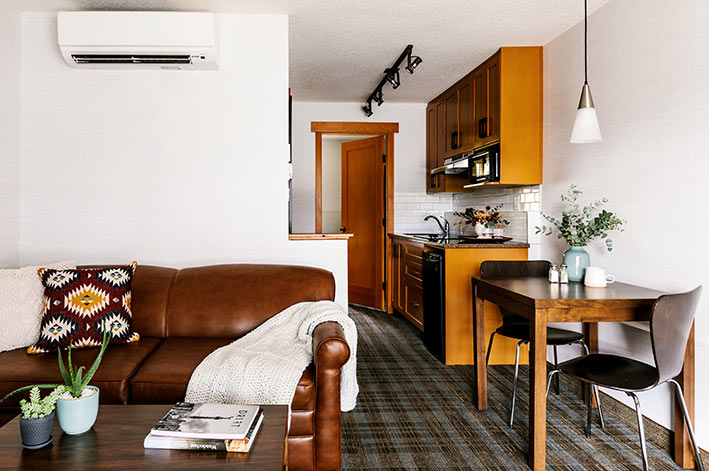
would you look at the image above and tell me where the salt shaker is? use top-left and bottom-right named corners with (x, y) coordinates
top-left (559, 264), bottom-right (569, 284)
top-left (548, 264), bottom-right (560, 283)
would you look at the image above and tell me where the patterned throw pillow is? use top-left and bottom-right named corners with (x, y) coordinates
top-left (27, 262), bottom-right (140, 354)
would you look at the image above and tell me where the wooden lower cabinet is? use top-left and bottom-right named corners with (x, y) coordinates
top-left (390, 235), bottom-right (531, 366)
top-left (390, 237), bottom-right (424, 330)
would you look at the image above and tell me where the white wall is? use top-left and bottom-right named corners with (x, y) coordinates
top-left (17, 13), bottom-right (348, 306)
top-left (291, 102), bottom-right (426, 233)
top-left (0, 4), bottom-right (21, 268)
top-left (543, 0), bottom-right (709, 446)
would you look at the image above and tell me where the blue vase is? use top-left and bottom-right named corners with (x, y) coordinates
top-left (563, 246), bottom-right (590, 282)
top-left (56, 386), bottom-right (99, 435)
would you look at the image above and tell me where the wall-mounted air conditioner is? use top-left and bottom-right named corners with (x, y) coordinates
top-left (57, 11), bottom-right (218, 70)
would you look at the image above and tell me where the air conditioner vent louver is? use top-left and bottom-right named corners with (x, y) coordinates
top-left (72, 54), bottom-right (193, 64)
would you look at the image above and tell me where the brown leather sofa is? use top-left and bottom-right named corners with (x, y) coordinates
top-left (0, 264), bottom-right (350, 471)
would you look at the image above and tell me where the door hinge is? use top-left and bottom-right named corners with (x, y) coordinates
top-left (382, 281), bottom-right (386, 290)
top-left (382, 218), bottom-right (386, 227)
top-left (382, 154), bottom-right (387, 163)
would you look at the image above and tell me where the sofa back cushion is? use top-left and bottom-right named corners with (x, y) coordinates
top-left (124, 265), bottom-right (177, 338)
top-left (166, 264), bottom-right (335, 338)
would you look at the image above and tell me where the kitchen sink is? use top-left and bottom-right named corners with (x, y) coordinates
top-left (403, 232), bottom-right (449, 241)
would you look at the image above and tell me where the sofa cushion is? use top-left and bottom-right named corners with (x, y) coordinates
top-left (131, 337), bottom-right (317, 411)
top-left (130, 337), bottom-right (233, 403)
top-left (0, 337), bottom-right (160, 407)
top-left (166, 264), bottom-right (335, 338)
top-left (28, 263), bottom-right (139, 353)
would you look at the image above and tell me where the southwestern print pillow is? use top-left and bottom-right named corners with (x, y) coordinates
top-left (27, 262), bottom-right (140, 354)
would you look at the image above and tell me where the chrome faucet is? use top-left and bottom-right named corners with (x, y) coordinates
top-left (424, 215), bottom-right (450, 238)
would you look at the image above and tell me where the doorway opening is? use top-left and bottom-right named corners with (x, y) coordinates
top-left (311, 122), bottom-right (399, 311)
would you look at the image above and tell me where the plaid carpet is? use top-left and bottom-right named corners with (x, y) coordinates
top-left (342, 305), bottom-right (692, 470)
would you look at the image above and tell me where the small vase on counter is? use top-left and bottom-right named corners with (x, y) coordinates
top-left (563, 246), bottom-right (590, 282)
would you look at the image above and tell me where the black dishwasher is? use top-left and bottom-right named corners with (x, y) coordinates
top-left (423, 250), bottom-right (445, 362)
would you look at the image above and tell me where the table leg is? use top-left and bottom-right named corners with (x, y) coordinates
top-left (472, 284), bottom-right (487, 410)
top-left (529, 308), bottom-right (547, 471)
top-left (673, 321), bottom-right (695, 469)
top-left (583, 322), bottom-right (599, 407)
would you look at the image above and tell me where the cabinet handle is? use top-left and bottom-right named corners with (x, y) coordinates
top-left (430, 174), bottom-right (437, 189)
top-left (410, 270), bottom-right (421, 277)
top-left (393, 243), bottom-right (400, 258)
top-left (410, 302), bottom-right (420, 308)
top-left (451, 131), bottom-right (459, 150)
top-left (478, 118), bottom-right (487, 138)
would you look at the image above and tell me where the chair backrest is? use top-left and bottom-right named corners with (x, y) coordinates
top-left (479, 260), bottom-right (551, 325)
top-left (650, 286), bottom-right (702, 384)
top-left (480, 260), bottom-right (551, 279)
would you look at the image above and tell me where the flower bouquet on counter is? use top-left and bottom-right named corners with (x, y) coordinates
top-left (454, 204), bottom-right (509, 228)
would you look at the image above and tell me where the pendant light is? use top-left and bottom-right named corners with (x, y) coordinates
top-left (570, 0), bottom-right (602, 143)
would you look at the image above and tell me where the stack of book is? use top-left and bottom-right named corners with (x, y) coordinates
top-left (143, 402), bottom-right (263, 453)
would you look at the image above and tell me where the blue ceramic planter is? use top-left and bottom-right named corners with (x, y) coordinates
top-left (56, 386), bottom-right (99, 435)
top-left (563, 246), bottom-right (590, 282)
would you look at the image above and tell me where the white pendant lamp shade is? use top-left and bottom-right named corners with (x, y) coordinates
top-left (570, 0), bottom-right (602, 144)
top-left (570, 83), bottom-right (602, 143)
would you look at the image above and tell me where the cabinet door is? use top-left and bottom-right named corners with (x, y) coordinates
top-left (426, 104), bottom-right (440, 194)
top-left (486, 55), bottom-right (501, 143)
top-left (435, 101), bottom-right (446, 167)
top-left (390, 241), bottom-right (401, 311)
top-left (443, 89), bottom-right (459, 158)
top-left (457, 75), bottom-right (475, 152)
top-left (473, 68), bottom-right (487, 148)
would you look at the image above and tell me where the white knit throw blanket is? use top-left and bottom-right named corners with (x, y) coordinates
top-left (185, 301), bottom-right (359, 412)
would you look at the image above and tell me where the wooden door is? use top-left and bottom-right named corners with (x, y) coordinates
top-left (443, 89), bottom-right (459, 157)
top-left (342, 136), bottom-right (385, 309)
top-left (458, 75), bottom-right (475, 152)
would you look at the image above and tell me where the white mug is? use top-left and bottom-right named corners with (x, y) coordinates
top-left (584, 266), bottom-right (616, 288)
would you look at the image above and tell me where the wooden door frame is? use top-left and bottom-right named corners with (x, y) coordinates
top-left (311, 121), bottom-right (398, 311)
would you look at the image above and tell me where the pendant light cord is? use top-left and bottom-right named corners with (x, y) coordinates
top-left (584, 0), bottom-right (588, 84)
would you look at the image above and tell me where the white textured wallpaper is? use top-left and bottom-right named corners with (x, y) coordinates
top-left (542, 0), bottom-right (709, 446)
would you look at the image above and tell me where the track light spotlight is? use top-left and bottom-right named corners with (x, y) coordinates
top-left (362, 100), bottom-right (373, 117)
top-left (373, 88), bottom-right (384, 106)
top-left (406, 55), bottom-right (422, 74)
top-left (386, 68), bottom-right (401, 89)
top-left (362, 45), bottom-right (422, 117)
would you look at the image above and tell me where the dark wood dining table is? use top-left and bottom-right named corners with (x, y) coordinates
top-left (471, 276), bottom-right (696, 470)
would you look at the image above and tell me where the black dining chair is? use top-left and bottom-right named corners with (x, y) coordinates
top-left (480, 260), bottom-right (601, 428)
top-left (546, 286), bottom-right (704, 471)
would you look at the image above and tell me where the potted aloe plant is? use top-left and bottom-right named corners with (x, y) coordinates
top-left (0, 326), bottom-right (110, 437)
top-left (536, 185), bottom-right (625, 281)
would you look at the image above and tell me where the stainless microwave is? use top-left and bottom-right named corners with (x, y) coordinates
top-left (467, 143), bottom-right (500, 185)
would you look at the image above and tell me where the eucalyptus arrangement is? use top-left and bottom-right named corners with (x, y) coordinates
top-left (454, 204), bottom-right (510, 228)
top-left (536, 185), bottom-right (625, 282)
top-left (535, 185), bottom-right (625, 251)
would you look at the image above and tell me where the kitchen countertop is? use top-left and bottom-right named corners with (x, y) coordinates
top-left (389, 233), bottom-right (530, 249)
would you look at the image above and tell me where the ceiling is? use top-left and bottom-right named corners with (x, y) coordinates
top-left (10, 0), bottom-right (612, 103)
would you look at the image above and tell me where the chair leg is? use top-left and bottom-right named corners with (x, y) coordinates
top-left (545, 369), bottom-right (561, 398)
top-left (668, 380), bottom-right (705, 471)
top-left (553, 345), bottom-right (560, 395)
top-left (485, 331), bottom-right (496, 366)
top-left (509, 339), bottom-right (525, 428)
top-left (627, 392), bottom-right (649, 471)
top-left (593, 385), bottom-right (606, 430)
top-left (586, 390), bottom-right (593, 438)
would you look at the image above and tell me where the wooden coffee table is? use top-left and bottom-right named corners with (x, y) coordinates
top-left (0, 404), bottom-right (288, 470)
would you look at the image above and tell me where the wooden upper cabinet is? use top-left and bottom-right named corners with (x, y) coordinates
top-left (457, 75), bottom-right (475, 152)
top-left (443, 89), bottom-right (458, 158)
top-left (426, 46), bottom-right (543, 188)
top-left (426, 103), bottom-right (439, 192)
top-left (435, 101), bottom-right (445, 168)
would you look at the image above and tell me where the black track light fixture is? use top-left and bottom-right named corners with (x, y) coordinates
top-left (362, 45), bottom-right (422, 117)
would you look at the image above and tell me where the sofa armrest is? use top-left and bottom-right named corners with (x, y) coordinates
top-left (312, 321), bottom-right (350, 471)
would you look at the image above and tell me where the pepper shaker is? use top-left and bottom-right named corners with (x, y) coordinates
top-left (559, 264), bottom-right (569, 284)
